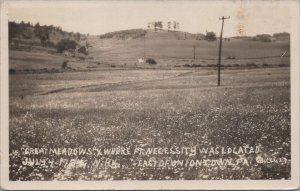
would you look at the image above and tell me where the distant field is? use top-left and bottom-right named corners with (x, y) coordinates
top-left (9, 67), bottom-right (290, 180)
top-left (9, 30), bottom-right (290, 71)
top-left (88, 31), bottom-right (290, 66)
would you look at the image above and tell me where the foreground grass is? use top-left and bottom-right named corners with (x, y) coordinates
top-left (9, 68), bottom-right (290, 180)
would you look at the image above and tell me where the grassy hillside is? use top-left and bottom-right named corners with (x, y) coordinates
top-left (88, 30), bottom-right (290, 67)
top-left (9, 24), bottom-right (290, 72)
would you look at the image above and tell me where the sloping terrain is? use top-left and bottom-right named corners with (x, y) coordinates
top-left (89, 30), bottom-right (290, 67)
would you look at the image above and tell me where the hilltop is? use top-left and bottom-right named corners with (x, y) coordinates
top-left (8, 22), bottom-right (290, 72)
top-left (99, 29), bottom-right (206, 41)
top-left (9, 21), bottom-right (89, 54)
top-left (88, 29), bottom-right (290, 68)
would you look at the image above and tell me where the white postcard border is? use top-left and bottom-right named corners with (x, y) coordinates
top-left (1, 0), bottom-right (299, 190)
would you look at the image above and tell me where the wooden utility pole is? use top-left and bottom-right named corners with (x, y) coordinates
top-left (193, 45), bottom-right (196, 60)
top-left (217, 16), bottom-right (230, 86)
top-left (143, 32), bottom-right (146, 59)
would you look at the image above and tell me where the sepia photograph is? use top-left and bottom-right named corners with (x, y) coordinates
top-left (0, 0), bottom-right (299, 190)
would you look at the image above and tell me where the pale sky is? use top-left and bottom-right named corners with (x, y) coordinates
top-left (7, 1), bottom-right (290, 37)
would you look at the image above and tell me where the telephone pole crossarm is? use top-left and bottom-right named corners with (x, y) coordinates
top-left (219, 16), bottom-right (230, 20)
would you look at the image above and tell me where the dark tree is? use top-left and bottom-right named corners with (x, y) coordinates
top-left (155, 21), bottom-right (163, 30)
top-left (173, 21), bottom-right (177, 31)
top-left (205, 31), bottom-right (217, 41)
top-left (8, 21), bottom-right (21, 43)
top-left (167, 22), bottom-right (171, 32)
top-left (255, 34), bottom-right (272, 42)
top-left (56, 39), bottom-right (77, 53)
top-left (34, 22), bottom-right (41, 36)
top-left (75, 32), bottom-right (81, 41)
top-left (20, 21), bottom-right (25, 29)
top-left (39, 29), bottom-right (50, 47)
top-left (154, 22), bottom-right (158, 32)
top-left (273, 32), bottom-right (290, 39)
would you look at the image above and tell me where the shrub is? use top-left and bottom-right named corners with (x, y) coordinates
top-left (78, 56), bottom-right (85, 60)
top-left (62, 60), bottom-right (68, 69)
top-left (227, 56), bottom-right (236, 59)
top-left (78, 46), bottom-right (88, 55)
top-left (254, 34), bottom-right (272, 42)
top-left (22, 33), bottom-right (32, 39)
top-left (273, 32), bottom-right (290, 40)
top-left (56, 39), bottom-right (77, 53)
top-left (9, 69), bottom-right (16, 74)
top-left (45, 41), bottom-right (56, 48)
top-left (183, 64), bottom-right (203, 67)
top-left (146, 58), bottom-right (157, 65)
top-left (263, 63), bottom-right (270, 67)
top-left (246, 62), bottom-right (258, 67)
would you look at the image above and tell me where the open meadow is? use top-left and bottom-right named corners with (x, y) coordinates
top-left (9, 65), bottom-right (291, 180)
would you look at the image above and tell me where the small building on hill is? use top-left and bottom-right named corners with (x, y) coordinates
top-left (138, 58), bottom-right (144, 63)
